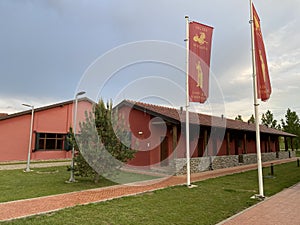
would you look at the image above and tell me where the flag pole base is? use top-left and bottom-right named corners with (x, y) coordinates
top-left (188, 184), bottom-right (198, 189)
top-left (250, 194), bottom-right (265, 200)
top-left (65, 179), bottom-right (78, 184)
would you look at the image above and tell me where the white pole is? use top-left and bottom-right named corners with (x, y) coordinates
top-left (250, 0), bottom-right (264, 198)
top-left (69, 97), bottom-right (78, 182)
top-left (185, 15), bottom-right (191, 187)
top-left (68, 91), bottom-right (85, 183)
top-left (25, 105), bottom-right (34, 172)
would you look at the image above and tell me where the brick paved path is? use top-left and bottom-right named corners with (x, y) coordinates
top-left (219, 182), bottom-right (300, 225)
top-left (0, 158), bottom-right (297, 222)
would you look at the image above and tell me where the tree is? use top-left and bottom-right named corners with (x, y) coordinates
top-left (247, 114), bottom-right (255, 124)
top-left (281, 108), bottom-right (300, 150)
top-left (276, 123), bottom-right (282, 130)
top-left (261, 110), bottom-right (278, 128)
top-left (74, 99), bottom-right (136, 183)
top-left (235, 115), bottom-right (243, 121)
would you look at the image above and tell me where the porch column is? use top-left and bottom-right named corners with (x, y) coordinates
top-left (204, 129), bottom-right (208, 156)
top-left (284, 137), bottom-right (288, 151)
top-left (276, 137), bottom-right (281, 152)
top-left (275, 137), bottom-right (280, 152)
top-left (268, 136), bottom-right (271, 152)
top-left (243, 133), bottom-right (247, 154)
top-left (172, 125), bottom-right (177, 158)
top-left (276, 137), bottom-right (280, 158)
top-left (226, 132), bottom-right (230, 155)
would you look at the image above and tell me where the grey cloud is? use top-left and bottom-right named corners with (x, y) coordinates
top-left (0, 0), bottom-right (299, 117)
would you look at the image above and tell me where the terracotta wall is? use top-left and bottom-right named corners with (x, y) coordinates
top-left (117, 105), bottom-right (281, 168)
top-left (0, 100), bottom-right (92, 162)
top-left (0, 114), bottom-right (31, 161)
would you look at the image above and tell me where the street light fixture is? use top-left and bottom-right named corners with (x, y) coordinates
top-left (68, 91), bottom-right (86, 182)
top-left (22, 104), bottom-right (34, 172)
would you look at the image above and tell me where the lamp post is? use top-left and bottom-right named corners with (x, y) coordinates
top-left (22, 104), bottom-right (34, 172)
top-left (68, 91), bottom-right (86, 182)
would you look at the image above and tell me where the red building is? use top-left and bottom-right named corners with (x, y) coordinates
top-left (116, 100), bottom-right (296, 174)
top-left (0, 98), bottom-right (296, 174)
top-left (0, 98), bottom-right (92, 162)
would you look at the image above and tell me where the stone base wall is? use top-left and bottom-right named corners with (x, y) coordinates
top-left (174, 151), bottom-right (296, 176)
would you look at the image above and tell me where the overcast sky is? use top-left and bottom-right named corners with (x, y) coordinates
top-left (0, 0), bottom-right (299, 122)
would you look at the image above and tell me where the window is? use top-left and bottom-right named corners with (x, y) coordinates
top-left (35, 133), bottom-right (70, 151)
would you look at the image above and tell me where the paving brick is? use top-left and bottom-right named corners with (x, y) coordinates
top-left (219, 182), bottom-right (300, 225)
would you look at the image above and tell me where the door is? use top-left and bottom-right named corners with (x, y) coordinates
top-left (160, 136), bottom-right (169, 166)
top-left (198, 137), bottom-right (204, 157)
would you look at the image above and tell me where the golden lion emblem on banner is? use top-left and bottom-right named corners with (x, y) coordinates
top-left (193, 32), bottom-right (208, 45)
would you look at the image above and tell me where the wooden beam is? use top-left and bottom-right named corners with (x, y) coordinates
top-left (268, 135), bottom-right (271, 152)
top-left (204, 129), bottom-right (208, 156)
top-left (276, 137), bottom-right (280, 152)
top-left (284, 137), bottom-right (288, 151)
top-left (172, 125), bottom-right (177, 158)
top-left (243, 133), bottom-right (247, 154)
top-left (226, 132), bottom-right (230, 155)
top-left (291, 138), bottom-right (294, 151)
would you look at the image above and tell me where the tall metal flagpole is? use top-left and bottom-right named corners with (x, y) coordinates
top-left (250, 0), bottom-right (264, 198)
top-left (185, 15), bottom-right (191, 187)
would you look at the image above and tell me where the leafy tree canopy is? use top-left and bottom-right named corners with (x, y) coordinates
top-left (235, 115), bottom-right (243, 121)
top-left (247, 114), bottom-right (255, 124)
top-left (261, 110), bottom-right (279, 129)
top-left (281, 108), bottom-right (300, 150)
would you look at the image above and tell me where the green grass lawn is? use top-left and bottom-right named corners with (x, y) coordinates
top-left (0, 159), bottom-right (70, 166)
top-left (1, 161), bottom-right (300, 225)
top-left (0, 166), bottom-right (159, 203)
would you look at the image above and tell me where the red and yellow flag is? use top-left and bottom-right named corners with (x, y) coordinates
top-left (252, 4), bottom-right (272, 101)
top-left (189, 22), bottom-right (213, 103)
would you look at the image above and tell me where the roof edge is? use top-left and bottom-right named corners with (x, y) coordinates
top-left (0, 97), bottom-right (95, 121)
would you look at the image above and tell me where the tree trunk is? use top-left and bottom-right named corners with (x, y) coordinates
top-left (94, 173), bottom-right (100, 183)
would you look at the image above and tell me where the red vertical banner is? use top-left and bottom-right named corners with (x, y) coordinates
top-left (252, 4), bottom-right (272, 101)
top-left (189, 22), bottom-right (213, 103)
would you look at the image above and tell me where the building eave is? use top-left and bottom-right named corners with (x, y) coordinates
top-left (0, 97), bottom-right (95, 122)
top-left (115, 100), bottom-right (297, 138)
